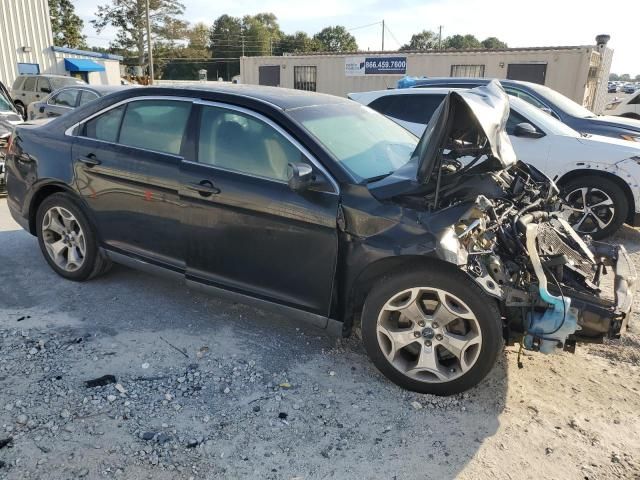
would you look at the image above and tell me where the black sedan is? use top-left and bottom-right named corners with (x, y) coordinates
top-left (4, 83), bottom-right (634, 395)
top-left (27, 85), bottom-right (129, 120)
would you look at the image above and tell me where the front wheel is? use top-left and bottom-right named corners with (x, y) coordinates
top-left (561, 176), bottom-right (628, 239)
top-left (361, 266), bottom-right (503, 395)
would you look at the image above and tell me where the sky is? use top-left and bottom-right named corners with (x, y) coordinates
top-left (73, 0), bottom-right (638, 75)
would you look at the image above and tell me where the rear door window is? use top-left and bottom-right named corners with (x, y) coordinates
top-left (78, 90), bottom-right (100, 106)
top-left (368, 94), bottom-right (446, 124)
top-left (22, 77), bottom-right (36, 92)
top-left (84, 105), bottom-right (125, 143)
top-left (118, 100), bottom-right (191, 155)
top-left (37, 78), bottom-right (52, 94)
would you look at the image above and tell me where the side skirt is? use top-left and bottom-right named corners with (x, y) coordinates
top-left (103, 249), bottom-right (343, 336)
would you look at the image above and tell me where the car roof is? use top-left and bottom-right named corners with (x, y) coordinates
top-left (406, 77), bottom-right (531, 88)
top-left (150, 84), bottom-right (349, 111)
top-left (57, 84), bottom-right (130, 95)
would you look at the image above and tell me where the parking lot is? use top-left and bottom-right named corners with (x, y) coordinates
top-left (1, 197), bottom-right (639, 480)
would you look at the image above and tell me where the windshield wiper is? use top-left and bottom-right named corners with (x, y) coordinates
top-left (365, 171), bottom-right (395, 183)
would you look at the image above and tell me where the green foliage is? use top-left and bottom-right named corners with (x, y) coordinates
top-left (313, 26), bottom-right (358, 52)
top-left (443, 34), bottom-right (481, 49)
top-left (275, 32), bottom-right (321, 55)
top-left (49, 0), bottom-right (87, 49)
top-left (400, 30), bottom-right (438, 51)
top-left (187, 22), bottom-right (209, 49)
top-left (481, 37), bottom-right (508, 49)
top-left (92, 0), bottom-right (186, 64)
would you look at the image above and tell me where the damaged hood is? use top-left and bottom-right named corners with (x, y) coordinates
top-left (414, 79), bottom-right (517, 184)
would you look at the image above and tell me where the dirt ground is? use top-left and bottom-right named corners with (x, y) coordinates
top-left (1, 197), bottom-right (639, 480)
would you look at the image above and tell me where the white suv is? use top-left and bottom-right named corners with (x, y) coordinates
top-left (607, 91), bottom-right (640, 120)
top-left (349, 87), bottom-right (640, 239)
top-left (10, 74), bottom-right (85, 119)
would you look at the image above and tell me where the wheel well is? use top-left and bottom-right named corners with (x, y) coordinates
top-left (555, 169), bottom-right (636, 224)
top-left (341, 255), bottom-right (464, 335)
top-left (28, 184), bottom-right (68, 234)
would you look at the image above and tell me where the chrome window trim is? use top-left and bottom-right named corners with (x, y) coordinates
top-left (194, 100), bottom-right (340, 194)
top-left (64, 95), bottom-right (199, 137)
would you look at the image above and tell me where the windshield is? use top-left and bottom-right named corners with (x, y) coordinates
top-left (288, 102), bottom-right (418, 182)
top-left (0, 94), bottom-right (14, 112)
top-left (509, 96), bottom-right (579, 137)
top-left (526, 83), bottom-right (596, 118)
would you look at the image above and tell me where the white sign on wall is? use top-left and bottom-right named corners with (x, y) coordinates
top-left (345, 57), bottom-right (366, 77)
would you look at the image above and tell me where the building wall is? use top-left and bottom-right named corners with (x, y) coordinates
top-left (0, 0), bottom-right (57, 85)
top-left (1, 0), bottom-right (122, 87)
top-left (51, 52), bottom-right (122, 85)
top-left (241, 47), bottom-right (607, 108)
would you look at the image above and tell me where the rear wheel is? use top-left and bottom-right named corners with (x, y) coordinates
top-left (36, 193), bottom-right (110, 281)
top-left (561, 176), bottom-right (628, 239)
top-left (361, 267), bottom-right (503, 395)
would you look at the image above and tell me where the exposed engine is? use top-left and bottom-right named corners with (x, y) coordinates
top-left (435, 160), bottom-right (634, 354)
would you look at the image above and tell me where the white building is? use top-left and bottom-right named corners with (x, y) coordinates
top-left (0, 0), bottom-right (122, 87)
top-left (241, 36), bottom-right (614, 113)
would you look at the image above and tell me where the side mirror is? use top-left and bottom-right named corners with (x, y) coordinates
top-left (540, 107), bottom-right (560, 120)
top-left (287, 162), bottom-right (314, 192)
top-left (513, 122), bottom-right (545, 139)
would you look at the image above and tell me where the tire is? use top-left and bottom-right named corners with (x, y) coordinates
top-left (561, 176), bottom-right (628, 239)
top-left (361, 265), bottom-right (503, 396)
top-left (14, 101), bottom-right (26, 121)
top-left (36, 193), bottom-right (111, 281)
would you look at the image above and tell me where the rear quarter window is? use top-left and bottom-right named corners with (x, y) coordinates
top-left (368, 94), bottom-right (446, 124)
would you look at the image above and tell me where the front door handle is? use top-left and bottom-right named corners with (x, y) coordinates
top-left (186, 180), bottom-right (220, 197)
top-left (78, 154), bottom-right (101, 167)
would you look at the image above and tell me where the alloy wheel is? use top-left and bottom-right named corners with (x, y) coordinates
top-left (376, 287), bottom-right (482, 383)
top-left (41, 206), bottom-right (87, 272)
top-left (563, 187), bottom-right (615, 234)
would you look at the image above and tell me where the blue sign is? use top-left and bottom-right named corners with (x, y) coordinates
top-left (364, 56), bottom-right (407, 75)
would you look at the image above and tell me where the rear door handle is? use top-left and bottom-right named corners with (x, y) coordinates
top-left (77, 154), bottom-right (101, 167)
top-left (186, 180), bottom-right (220, 196)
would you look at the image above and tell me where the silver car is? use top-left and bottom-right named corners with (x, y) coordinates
top-left (27, 85), bottom-right (127, 121)
top-left (10, 74), bottom-right (85, 119)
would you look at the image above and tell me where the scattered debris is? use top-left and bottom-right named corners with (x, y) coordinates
top-left (0, 437), bottom-right (12, 449)
top-left (411, 401), bottom-right (423, 410)
top-left (141, 432), bottom-right (156, 441)
top-left (85, 375), bottom-right (117, 388)
top-left (115, 383), bottom-right (127, 394)
top-left (159, 336), bottom-right (189, 358)
top-left (278, 412), bottom-right (288, 420)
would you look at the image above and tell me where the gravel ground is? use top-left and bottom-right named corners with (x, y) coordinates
top-left (1, 197), bottom-right (639, 480)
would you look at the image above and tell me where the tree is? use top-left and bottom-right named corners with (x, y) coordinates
top-left (609, 73), bottom-right (620, 81)
top-left (242, 12), bottom-right (283, 56)
top-left (275, 31), bottom-right (321, 54)
top-left (187, 22), bottom-right (209, 50)
top-left (209, 14), bottom-right (244, 58)
top-left (481, 37), bottom-right (508, 49)
top-left (49, 0), bottom-right (87, 49)
top-left (400, 30), bottom-right (438, 51)
top-left (620, 73), bottom-right (631, 81)
top-left (313, 26), bottom-right (358, 52)
top-left (92, 0), bottom-right (187, 66)
top-left (635, 74), bottom-right (640, 82)
top-left (444, 34), bottom-right (481, 49)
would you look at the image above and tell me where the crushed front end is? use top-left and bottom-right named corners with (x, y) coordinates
top-left (452, 163), bottom-right (636, 353)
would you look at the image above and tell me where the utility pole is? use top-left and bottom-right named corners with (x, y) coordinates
top-left (241, 35), bottom-right (245, 57)
top-left (381, 20), bottom-right (385, 51)
top-left (438, 25), bottom-right (443, 50)
top-left (145, 0), bottom-right (154, 84)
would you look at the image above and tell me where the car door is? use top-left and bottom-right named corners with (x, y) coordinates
top-left (36, 77), bottom-right (52, 103)
top-left (19, 76), bottom-right (37, 105)
top-left (506, 109), bottom-right (551, 170)
top-left (72, 98), bottom-right (192, 271)
top-left (180, 102), bottom-right (340, 316)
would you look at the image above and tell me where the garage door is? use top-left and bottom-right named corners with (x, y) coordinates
top-left (507, 63), bottom-right (547, 85)
top-left (259, 65), bottom-right (280, 87)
